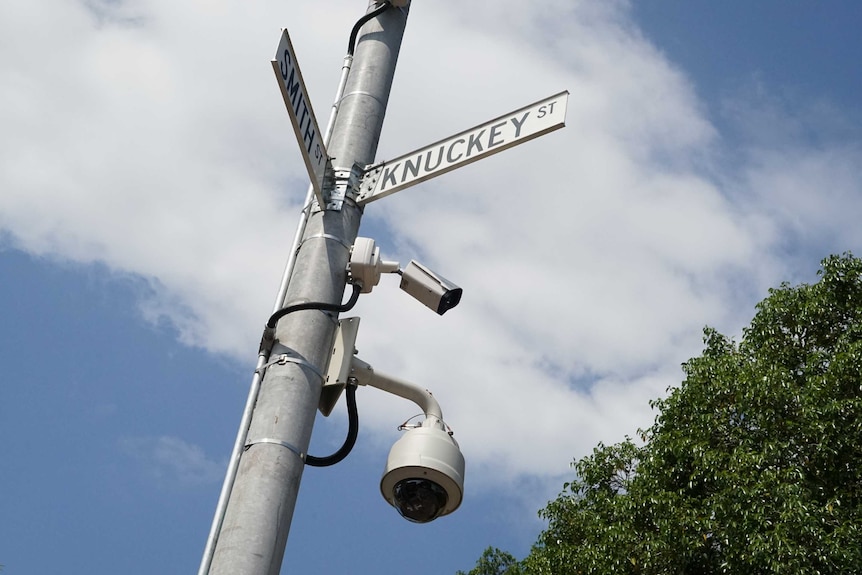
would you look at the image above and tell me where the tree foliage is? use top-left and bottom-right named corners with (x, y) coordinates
top-left (460, 254), bottom-right (862, 575)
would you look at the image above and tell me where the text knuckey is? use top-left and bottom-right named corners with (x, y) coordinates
top-left (358, 91), bottom-right (568, 204)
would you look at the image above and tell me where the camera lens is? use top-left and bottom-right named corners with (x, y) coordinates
top-left (392, 478), bottom-right (449, 523)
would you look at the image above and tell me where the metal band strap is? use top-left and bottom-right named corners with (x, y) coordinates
top-left (246, 353), bottom-right (321, 461)
top-left (300, 233), bottom-right (352, 251)
top-left (244, 438), bottom-right (306, 461)
top-left (255, 353), bottom-right (326, 382)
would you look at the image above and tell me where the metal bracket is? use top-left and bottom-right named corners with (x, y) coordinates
top-left (357, 163), bottom-right (383, 204)
top-left (310, 163), bottom-right (338, 214)
top-left (315, 163), bottom-right (364, 212)
top-left (319, 317), bottom-right (361, 416)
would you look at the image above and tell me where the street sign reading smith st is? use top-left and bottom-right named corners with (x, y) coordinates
top-left (272, 29), bottom-right (330, 206)
top-left (357, 91), bottom-right (568, 204)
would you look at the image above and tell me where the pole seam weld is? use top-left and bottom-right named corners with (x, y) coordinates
top-left (300, 233), bottom-right (353, 250)
top-left (337, 90), bottom-right (386, 107)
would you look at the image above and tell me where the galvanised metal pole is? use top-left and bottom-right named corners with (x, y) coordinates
top-left (207, 3), bottom-right (410, 574)
top-left (198, 19), bottom-right (369, 575)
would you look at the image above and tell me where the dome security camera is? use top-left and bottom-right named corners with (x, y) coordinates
top-left (338, 352), bottom-right (466, 523)
top-left (380, 425), bottom-right (465, 523)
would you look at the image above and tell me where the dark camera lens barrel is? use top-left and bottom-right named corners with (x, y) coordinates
top-left (392, 478), bottom-right (449, 523)
top-left (437, 287), bottom-right (463, 314)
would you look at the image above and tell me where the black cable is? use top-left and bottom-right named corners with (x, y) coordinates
top-left (306, 383), bottom-right (359, 467)
top-left (347, 1), bottom-right (392, 56)
top-left (266, 283), bottom-right (362, 330)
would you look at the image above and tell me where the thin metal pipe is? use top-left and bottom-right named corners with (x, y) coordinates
top-left (197, 357), bottom-right (266, 575)
top-left (197, 33), bottom-right (358, 575)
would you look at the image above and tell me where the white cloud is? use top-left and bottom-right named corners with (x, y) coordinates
top-left (2, 0), bottom-right (861, 503)
top-left (120, 435), bottom-right (224, 488)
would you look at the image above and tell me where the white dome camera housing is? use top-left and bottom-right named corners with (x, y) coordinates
top-left (380, 425), bottom-right (465, 523)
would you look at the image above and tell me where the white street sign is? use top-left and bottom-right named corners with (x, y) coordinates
top-left (272, 29), bottom-right (329, 204)
top-left (357, 91), bottom-right (568, 204)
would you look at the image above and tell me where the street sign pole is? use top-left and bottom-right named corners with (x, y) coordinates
top-left (204, 2), bottom-right (568, 573)
top-left (206, 3), bottom-right (410, 574)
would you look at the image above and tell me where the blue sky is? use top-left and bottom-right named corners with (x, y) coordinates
top-left (2, 1), bottom-right (861, 574)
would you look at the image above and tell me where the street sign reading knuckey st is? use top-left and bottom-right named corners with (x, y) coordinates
top-left (272, 29), bottom-right (329, 204)
top-left (357, 91), bottom-right (568, 204)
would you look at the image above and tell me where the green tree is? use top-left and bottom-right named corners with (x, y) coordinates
top-left (458, 548), bottom-right (522, 575)
top-left (461, 253), bottom-right (862, 575)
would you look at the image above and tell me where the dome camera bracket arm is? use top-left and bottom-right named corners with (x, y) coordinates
top-left (348, 356), bottom-right (445, 430)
